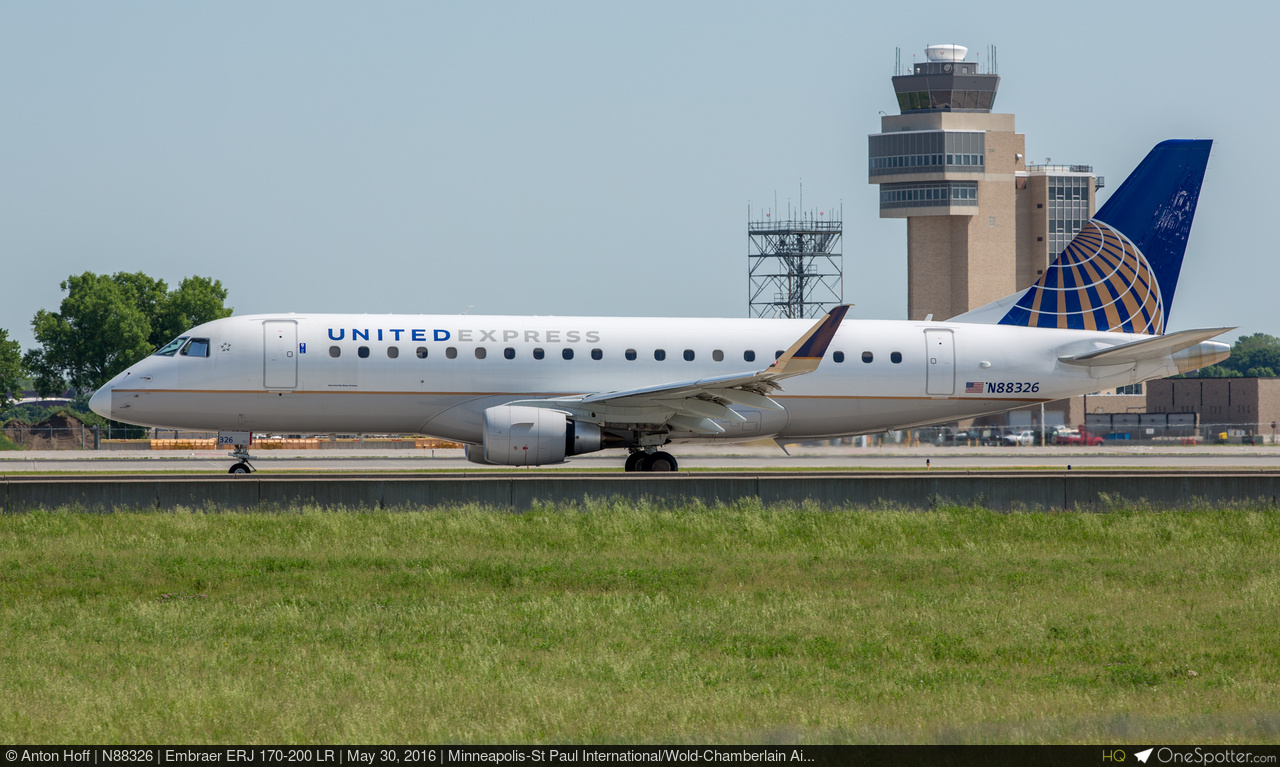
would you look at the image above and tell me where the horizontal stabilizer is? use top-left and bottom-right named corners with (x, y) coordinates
top-left (1058, 327), bottom-right (1233, 367)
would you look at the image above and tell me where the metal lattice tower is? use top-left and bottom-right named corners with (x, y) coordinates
top-left (748, 210), bottom-right (843, 318)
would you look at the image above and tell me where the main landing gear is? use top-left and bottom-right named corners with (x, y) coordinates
top-left (624, 449), bottom-right (678, 472)
top-left (227, 446), bottom-right (256, 475)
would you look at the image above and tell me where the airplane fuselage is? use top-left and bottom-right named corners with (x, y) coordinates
top-left (93, 313), bottom-right (1178, 445)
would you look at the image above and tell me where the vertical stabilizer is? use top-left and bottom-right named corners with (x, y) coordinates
top-left (952, 140), bottom-right (1212, 334)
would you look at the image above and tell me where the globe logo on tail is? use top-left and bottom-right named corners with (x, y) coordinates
top-left (1006, 219), bottom-right (1164, 335)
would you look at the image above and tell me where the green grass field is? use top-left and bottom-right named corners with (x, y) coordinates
top-left (2, 501), bottom-right (1278, 744)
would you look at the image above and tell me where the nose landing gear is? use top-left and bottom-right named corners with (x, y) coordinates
top-left (219, 431), bottom-right (256, 475)
top-left (227, 445), bottom-right (256, 474)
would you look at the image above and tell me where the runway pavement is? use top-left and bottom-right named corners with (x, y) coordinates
top-left (4, 443), bottom-right (1280, 473)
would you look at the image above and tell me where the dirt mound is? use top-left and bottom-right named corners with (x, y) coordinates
top-left (3, 412), bottom-right (90, 449)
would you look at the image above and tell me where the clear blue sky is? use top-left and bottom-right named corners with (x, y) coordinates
top-left (1, 1), bottom-right (1273, 351)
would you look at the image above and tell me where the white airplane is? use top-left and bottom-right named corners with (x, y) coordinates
top-left (90, 140), bottom-right (1229, 473)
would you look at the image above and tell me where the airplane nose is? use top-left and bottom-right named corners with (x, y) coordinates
top-left (88, 384), bottom-right (112, 419)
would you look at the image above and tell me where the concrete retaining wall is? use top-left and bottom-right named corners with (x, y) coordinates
top-left (4, 472), bottom-right (1280, 512)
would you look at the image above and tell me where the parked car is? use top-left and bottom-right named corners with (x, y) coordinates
top-left (1001, 430), bottom-right (1036, 446)
top-left (936, 429), bottom-right (980, 445)
top-left (1054, 426), bottom-right (1104, 446)
top-left (981, 430), bottom-right (1006, 446)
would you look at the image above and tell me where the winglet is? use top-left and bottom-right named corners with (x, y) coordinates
top-left (769, 305), bottom-right (850, 376)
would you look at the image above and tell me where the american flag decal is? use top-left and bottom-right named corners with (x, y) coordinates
top-left (965, 382), bottom-right (985, 394)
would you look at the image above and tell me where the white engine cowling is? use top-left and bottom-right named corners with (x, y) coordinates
top-left (475, 405), bottom-right (602, 466)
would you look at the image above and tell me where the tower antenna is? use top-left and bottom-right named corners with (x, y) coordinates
top-left (747, 190), bottom-right (843, 319)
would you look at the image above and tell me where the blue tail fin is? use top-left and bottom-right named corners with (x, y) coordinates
top-left (995, 139), bottom-right (1211, 334)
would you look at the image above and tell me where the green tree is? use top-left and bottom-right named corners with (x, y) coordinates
top-left (1196, 364), bottom-right (1242, 378)
top-left (153, 276), bottom-right (233, 346)
top-left (1228, 333), bottom-right (1280, 377)
top-left (0, 328), bottom-right (22, 410)
top-left (23, 272), bottom-right (233, 397)
top-left (1192, 334), bottom-right (1280, 378)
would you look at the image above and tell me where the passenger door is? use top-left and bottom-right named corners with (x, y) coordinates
top-left (924, 329), bottom-right (955, 396)
top-left (264, 321), bottom-right (298, 389)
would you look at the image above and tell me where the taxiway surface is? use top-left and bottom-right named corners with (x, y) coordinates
top-left (4, 444), bottom-right (1280, 473)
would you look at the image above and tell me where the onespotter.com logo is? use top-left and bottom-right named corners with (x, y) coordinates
top-left (1117, 746), bottom-right (1278, 764)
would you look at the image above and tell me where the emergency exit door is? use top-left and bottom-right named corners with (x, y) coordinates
top-left (264, 321), bottom-right (298, 389)
top-left (924, 329), bottom-right (955, 396)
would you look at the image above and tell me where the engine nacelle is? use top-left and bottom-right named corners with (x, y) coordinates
top-left (478, 405), bottom-right (603, 466)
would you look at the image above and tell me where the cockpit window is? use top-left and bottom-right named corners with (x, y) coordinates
top-left (180, 338), bottom-right (210, 358)
top-left (154, 336), bottom-right (189, 357)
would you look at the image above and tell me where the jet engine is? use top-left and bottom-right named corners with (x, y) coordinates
top-left (468, 405), bottom-right (603, 466)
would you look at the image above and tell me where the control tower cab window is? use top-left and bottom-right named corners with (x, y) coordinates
top-left (154, 337), bottom-right (189, 357)
top-left (180, 338), bottom-right (210, 358)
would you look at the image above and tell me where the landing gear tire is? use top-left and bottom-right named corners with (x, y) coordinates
top-left (226, 444), bottom-right (256, 474)
top-left (645, 451), bottom-right (678, 472)
top-left (624, 452), bottom-right (646, 472)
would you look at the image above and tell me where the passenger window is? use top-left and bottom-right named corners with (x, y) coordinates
top-left (533, 348), bottom-right (545, 360)
top-left (562, 348), bottom-right (574, 360)
top-left (445, 347), bottom-right (457, 359)
top-left (154, 336), bottom-right (188, 357)
top-left (358, 346), bottom-right (370, 359)
top-left (504, 347), bottom-right (515, 360)
top-left (416, 347), bottom-right (428, 359)
top-left (713, 350), bottom-right (724, 362)
top-left (744, 350), bottom-right (756, 362)
top-left (654, 349), bottom-right (666, 361)
top-left (862, 351), bottom-right (873, 363)
top-left (833, 351), bottom-right (844, 363)
top-left (775, 350), bottom-right (783, 359)
top-left (625, 349), bottom-right (637, 361)
top-left (475, 347), bottom-right (486, 359)
top-left (387, 346), bottom-right (399, 359)
top-left (683, 350), bottom-right (695, 361)
top-left (181, 338), bottom-right (210, 358)
top-left (330, 346), bottom-right (342, 358)
top-left (891, 351), bottom-right (903, 364)
top-left (591, 348), bottom-right (602, 360)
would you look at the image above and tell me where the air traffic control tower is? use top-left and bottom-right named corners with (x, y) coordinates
top-left (869, 44), bottom-right (1098, 321)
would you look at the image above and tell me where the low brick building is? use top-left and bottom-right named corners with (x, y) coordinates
top-left (974, 391), bottom-right (1145, 430)
top-left (1146, 378), bottom-right (1280, 437)
top-left (965, 378), bottom-right (1280, 441)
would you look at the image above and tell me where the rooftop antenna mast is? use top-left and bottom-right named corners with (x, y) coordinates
top-left (747, 194), bottom-right (844, 319)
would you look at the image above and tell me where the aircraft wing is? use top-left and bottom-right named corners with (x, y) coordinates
top-left (510, 305), bottom-right (849, 434)
top-left (1058, 327), bottom-right (1234, 367)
